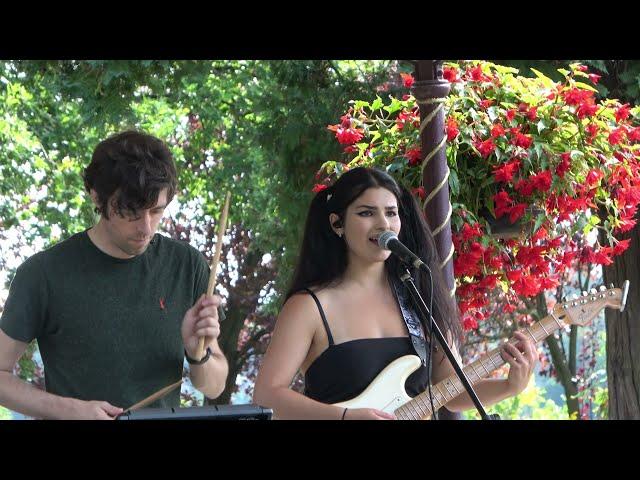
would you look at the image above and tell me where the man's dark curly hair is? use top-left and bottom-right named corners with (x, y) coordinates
top-left (83, 130), bottom-right (178, 219)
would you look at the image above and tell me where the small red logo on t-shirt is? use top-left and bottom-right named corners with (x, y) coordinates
top-left (159, 298), bottom-right (165, 310)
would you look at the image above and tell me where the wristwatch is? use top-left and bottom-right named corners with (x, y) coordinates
top-left (184, 347), bottom-right (212, 365)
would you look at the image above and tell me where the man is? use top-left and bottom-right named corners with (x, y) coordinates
top-left (0, 130), bottom-right (228, 419)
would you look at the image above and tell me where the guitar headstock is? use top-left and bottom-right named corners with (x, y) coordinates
top-left (553, 280), bottom-right (630, 327)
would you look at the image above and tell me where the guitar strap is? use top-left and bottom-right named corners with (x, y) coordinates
top-left (390, 275), bottom-right (428, 366)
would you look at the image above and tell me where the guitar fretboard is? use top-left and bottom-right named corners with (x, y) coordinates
top-left (394, 311), bottom-right (567, 420)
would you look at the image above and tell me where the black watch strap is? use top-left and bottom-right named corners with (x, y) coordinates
top-left (185, 347), bottom-right (212, 365)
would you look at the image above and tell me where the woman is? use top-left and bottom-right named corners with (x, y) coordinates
top-left (253, 167), bottom-right (537, 419)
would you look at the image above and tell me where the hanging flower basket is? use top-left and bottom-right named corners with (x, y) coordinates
top-left (319, 60), bottom-right (640, 331)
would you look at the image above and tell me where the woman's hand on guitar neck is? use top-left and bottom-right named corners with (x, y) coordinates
top-left (501, 330), bottom-right (538, 396)
top-left (343, 408), bottom-right (396, 420)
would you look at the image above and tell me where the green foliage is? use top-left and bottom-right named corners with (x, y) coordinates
top-left (0, 59), bottom-right (393, 404)
top-left (0, 405), bottom-right (12, 420)
top-left (463, 378), bottom-right (569, 420)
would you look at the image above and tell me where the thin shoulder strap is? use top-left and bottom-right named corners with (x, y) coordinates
top-left (303, 288), bottom-right (334, 346)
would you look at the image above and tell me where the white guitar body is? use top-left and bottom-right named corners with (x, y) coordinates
top-left (331, 281), bottom-right (629, 420)
top-left (333, 355), bottom-right (422, 414)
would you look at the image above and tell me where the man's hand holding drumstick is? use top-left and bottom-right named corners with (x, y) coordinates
top-left (180, 191), bottom-right (231, 399)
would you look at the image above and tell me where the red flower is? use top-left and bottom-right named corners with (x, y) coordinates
top-left (615, 104), bottom-right (631, 123)
top-left (628, 127), bottom-right (640, 142)
top-left (494, 190), bottom-right (514, 218)
top-left (454, 248), bottom-right (483, 277)
top-left (463, 316), bottom-right (478, 331)
top-left (585, 123), bottom-right (599, 141)
top-left (493, 158), bottom-right (521, 183)
top-left (608, 127), bottom-right (626, 145)
top-left (563, 88), bottom-right (593, 106)
top-left (547, 236), bottom-right (563, 249)
top-left (506, 269), bottom-right (523, 282)
top-left (503, 304), bottom-right (517, 313)
top-left (506, 109), bottom-right (516, 122)
top-left (527, 106), bottom-right (538, 121)
top-left (613, 239), bottom-right (631, 255)
top-left (556, 153), bottom-right (571, 178)
top-left (509, 203), bottom-right (528, 223)
top-left (531, 170), bottom-right (553, 192)
top-left (512, 132), bottom-right (533, 149)
top-left (475, 138), bottom-right (496, 158)
top-left (336, 127), bottom-right (363, 145)
top-left (461, 222), bottom-right (483, 241)
top-left (588, 73), bottom-right (601, 84)
top-left (490, 123), bottom-right (505, 138)
top-left (480, 99), bottom-right (493, 109)
top-left (340, 114), bottom-right (352, 128)
top-left (515, 179), bottom-right (536, 197)
top-left (468, 65), bottom-right (486, 82)
top-left (412, 186), bottom-right (426, 199)
top-left (396, 109), bottom-right (419, 131)
top-left (443, 66), bottom-right (459, 83)
top-left (446, 118), bottom-right (460, 141)
top-left (591, 248), bottom-right (614, 266)
top-left (405, 147), bottom-right (422, 167)
top-left (540, 275), bottom-right (560, 290)
top-left (312, 184), bottom-right (328, 193)
top-left (400, 72), bottom-right (415, 89)
top-left (343, 145), bottom-right (357, 154)
top-left (513, 275), bottom-right (542, 297)
top-left (532, 227), bottom-right (548, 242)
top-left (576, 101), bottom-right (599, 119)
top-left (586, 169), bottom-right (604, 186)
top-left (576, 65), bottom-right (588, 72)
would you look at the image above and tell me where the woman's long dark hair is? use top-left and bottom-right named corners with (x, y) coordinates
top-left (287, 167), bottom-right (462, 346)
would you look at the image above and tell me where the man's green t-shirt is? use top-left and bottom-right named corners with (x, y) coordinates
top-left (0, 230), bottom-right (210, 409)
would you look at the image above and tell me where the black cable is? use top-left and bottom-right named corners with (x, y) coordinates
top-left (421, 264), bottom-right (437, 420)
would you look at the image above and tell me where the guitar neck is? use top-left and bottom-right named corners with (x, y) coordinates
top-left (394, 310), bottom-right (566, 420)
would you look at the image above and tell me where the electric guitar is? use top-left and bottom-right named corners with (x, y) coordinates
top-left (334, 281), bottom-right (629, 420)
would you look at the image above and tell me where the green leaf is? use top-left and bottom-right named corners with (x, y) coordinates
top-left (383, 98), bottom-right (403, 115)
top-left (386, 161), bottom-right (406, 173)
top-left (574, 82), bottom-right (599, 93)
top-left (370, 96), bottom-right (384, 111)
top-left (529, 68), bottom-right (555, 87)
top-left (449, 169), bottom-right (460, 197)
top-left (354, 100), bottom-right (370, 111)
top-left (533, 213), bottom-right (546, 234)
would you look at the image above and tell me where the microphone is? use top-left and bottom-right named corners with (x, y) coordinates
top-left (377, 231), bottom-right (426, 269)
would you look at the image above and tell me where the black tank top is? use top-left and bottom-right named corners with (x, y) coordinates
top-left (302, 288), bottom-right (430, 404)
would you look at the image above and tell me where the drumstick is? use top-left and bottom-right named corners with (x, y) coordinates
top-left (124, 379), bottom-right (183, 412)
top-left (195, 191), bottom-right (231, 360)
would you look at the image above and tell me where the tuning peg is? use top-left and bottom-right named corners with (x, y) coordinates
top-left (610, 283), bottom-right (615, 288)
top-left (590, 288), bottom-right (597, 295)
top-left (582, 291), bottom-right (588, 297)
top-left (599, 285), bottom-right (606, 292)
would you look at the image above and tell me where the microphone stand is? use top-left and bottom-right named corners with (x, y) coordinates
top-left (399, 265), bottom-right (499, 420)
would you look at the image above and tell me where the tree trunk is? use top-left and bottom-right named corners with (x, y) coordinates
top-left (536, 293), bottom-right (579, 418)
top-left (602, 224), bottom-right (640, 419)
